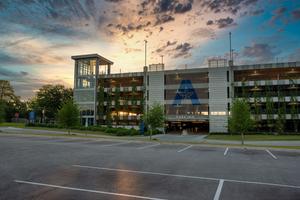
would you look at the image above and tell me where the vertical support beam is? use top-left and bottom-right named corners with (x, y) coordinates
top-left (94, 58), bottom-right (99, 125)
top-left (74, 60), bottom-right (78, 90)
top-left (107, 64), bottom-right (111, 75)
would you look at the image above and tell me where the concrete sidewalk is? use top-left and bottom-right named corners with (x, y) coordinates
top-left (204, 139), bottom-right (300, 146)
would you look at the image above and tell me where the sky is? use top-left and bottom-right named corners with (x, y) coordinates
top-left (0, 0), bottom-right (300, 100)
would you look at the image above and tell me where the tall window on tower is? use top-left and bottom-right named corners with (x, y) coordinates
top-left (76, 59), bottom-right (96, 88)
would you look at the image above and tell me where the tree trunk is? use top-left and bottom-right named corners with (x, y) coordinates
top-left (150, 129), bottom-right (152, 140)
top-left (68, 129), bottom-right (70, 135)
top-left (241, 132), bottom-right (244, 145)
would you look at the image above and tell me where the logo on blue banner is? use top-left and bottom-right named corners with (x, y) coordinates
top-left (172, 80), bottom-right (200, 106)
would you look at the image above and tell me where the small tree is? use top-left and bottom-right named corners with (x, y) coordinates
top-left (229, 99), bottom-right (253, 145)
top-left (0, 100), bottom-right (6, 123)
top-left (57, 100), bottom-right (80, 134)
top-left (144, 103), bottom-right (165, 140)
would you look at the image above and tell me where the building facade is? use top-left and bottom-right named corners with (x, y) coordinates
top-left (72, 54), bottom-right (300, 133)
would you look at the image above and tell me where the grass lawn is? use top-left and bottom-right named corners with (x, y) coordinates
top-left (0, 122), bottom-right (107, 135)
top-left (0, 122), bottom-right (25, 128)
top-left (205, 134), bottom-right (300, 141)
top-left (27, 126), bottom-right (111, 136)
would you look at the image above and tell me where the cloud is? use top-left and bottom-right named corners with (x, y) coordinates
top-left (250, 9), bottom-right (264, 16)
top-left (207, 17), bottom-right (236, 28)
top-left (206, 20), bottom-right (214, 25)
top-left (173, 42), bottom-right (192, 58)
top-left (111, 21), bottom-right (152, 35)
top-left (191, 28), bottom-right (215, 39)
top-left (154, 41), bottom-right (177, 53)
top-left (124, 48), bottom-right (142, 54)
top-left (0, 66), bottom-right (29, 79)
top-left (105, 0), bottom-right (124, 2)
top-left (269, 7), bottom-right (287, 25)
top-left (138, 0), bottom-right (193, 26)
top-left (154, 0), bottom-right (193, 14)
top-left (0, 66), bottom-right (71, 100)
top-left (292, 8), bottom-right (300, 20)
top-left (242, 43), bottom-right (279, 62)
top-left (201, 0), bottom-right (259, 15)
top-left (241, 8), bottom-right (264, 16)
top-left (174, 1), bottom-right (193, 13)
top-left (0, 0), bottom-right (278, 99)
top-left (155, 14), bottom-right (175, 25)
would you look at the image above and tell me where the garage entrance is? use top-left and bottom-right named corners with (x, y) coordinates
top-left (166, 121), bottom-right (209, 134)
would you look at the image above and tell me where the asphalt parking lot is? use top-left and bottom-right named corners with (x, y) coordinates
top-left (0, 134), bottom-right (300, 200)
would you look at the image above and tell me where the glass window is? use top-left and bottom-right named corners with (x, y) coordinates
top-left (77, 59), bottom-right (96, 76)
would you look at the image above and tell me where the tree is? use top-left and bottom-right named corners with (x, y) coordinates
top-left (228, 99), bottom-right (253, 145)
top-left (4, 95), bottom-right (27, 122)
top-left (0, 100), bottom-right (6, 123)
top-left (29, 84), bottom-right (73, 121)
top-left (0, 80), bottom-right (14, 101)
top-left (0, 80), bottom-right (28, 122)
top-left (57, 100), bottom-right (79, 134)
top-left (144, 103), bottom-right (165, 140)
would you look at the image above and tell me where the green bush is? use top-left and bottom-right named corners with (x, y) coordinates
top-left (144, 129), bottom-right (162, 136)
top-left (130, 128), bottom-right (139, 136)
top-left (25, 123), bottom-right (141, 136)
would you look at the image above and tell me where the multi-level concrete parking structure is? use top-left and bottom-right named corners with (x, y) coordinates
top-left (72, 54), bottom-right (300, 133)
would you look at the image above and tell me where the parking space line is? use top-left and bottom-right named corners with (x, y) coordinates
top-left (72, 165), bottom-right (300, 189)
top-left (265, 149), bottom-right (278, 159)
top-left (73, 165), bottom-right (219, 181)
top-left (137, 143), bottom-right (160, 149)
top-left (14, 180), bottom-right (167, 200)
top-left (101, 141), bottom-right (131, 147)
top-left (213, 179), bottom-right (224, 200)
top-left (224, 148), bottom-right (229, 156)
top-left (177, 145), bottom-right (193, 153)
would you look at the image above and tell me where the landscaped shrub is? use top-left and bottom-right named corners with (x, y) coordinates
top-left (25, 123), bottom-right (142, 136)
top-left (130, 128), bottom-right (139, 136)
top-left (115, 128), bottom-right (130, 136)
top-left (144, 129), bottom-right (162, 136)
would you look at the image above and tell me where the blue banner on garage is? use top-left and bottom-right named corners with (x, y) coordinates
top-left (172, 80), bottom-right (200, 106)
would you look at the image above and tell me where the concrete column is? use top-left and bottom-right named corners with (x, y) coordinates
top-left (107, 64), bottom-right (111, 75)
top-left (74, 60), bottom-right (78, 89)
top-left (94, 58), bottom-right (99, 125)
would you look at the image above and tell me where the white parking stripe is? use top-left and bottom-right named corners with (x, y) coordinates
top-left (213, 179), bottom-right (224, 200)
top-left (224, 148), bottom-right (229, 156)
top-left (14, 180), bottom-right (167, 200)
top-left (137, 143), bottom-right (160, 149)
top-left (265, 149), bottom-right (278, 159)
top-left (72, 165), bottom-right (300, 189)
top-left (101, 141), bottom-right (131, 147)
top-left (73, 165), bottom-right (219, 181)
top-left (177, 145), bottom-right (193, 153)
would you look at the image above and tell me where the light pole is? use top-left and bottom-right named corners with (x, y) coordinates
top-left (161, 55), bottom-right (164, 64)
